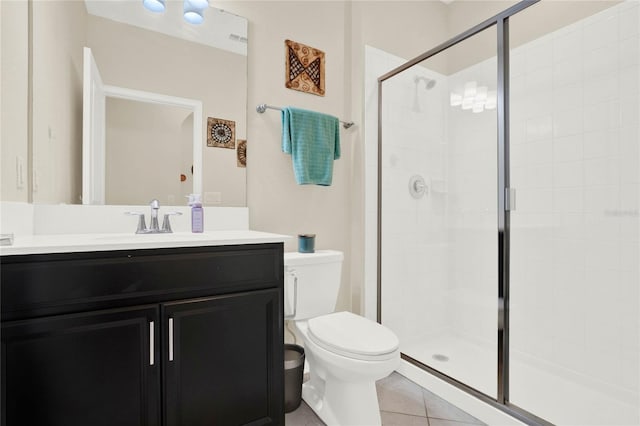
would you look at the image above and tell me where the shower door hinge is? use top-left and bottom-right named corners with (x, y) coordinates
top-left (505, 188), bottom-right (516, 211)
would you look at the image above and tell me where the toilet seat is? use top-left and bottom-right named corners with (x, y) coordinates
top-left (307, 311), bottom-right (399, 361)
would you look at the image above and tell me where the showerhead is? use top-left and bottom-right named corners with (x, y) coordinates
top-left (412, 76), bottom-right (436, 112)
top-left (415, 76), bottom-right (436, 90)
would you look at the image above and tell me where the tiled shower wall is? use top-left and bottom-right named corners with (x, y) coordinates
top-left (366, 45), bottom-right (451, 344)
top-left (508, 0), bottom-right (639, 415)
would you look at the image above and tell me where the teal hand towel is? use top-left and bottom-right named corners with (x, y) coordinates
top-left (281, 106), bottom-right (341, 186)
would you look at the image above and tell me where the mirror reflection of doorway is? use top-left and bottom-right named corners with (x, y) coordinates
top-left (82, 46), bottom-right (203, 206)
top-left (105, 98), bottom-right (194, 206)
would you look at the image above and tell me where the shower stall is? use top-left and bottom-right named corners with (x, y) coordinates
top-left (372, 1), bottom-right (639, 424)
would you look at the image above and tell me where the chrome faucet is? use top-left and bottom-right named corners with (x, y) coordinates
top-left (126, 199), bottom-right (182, 234)
top-left (149, 199), bottom-right (160, 232)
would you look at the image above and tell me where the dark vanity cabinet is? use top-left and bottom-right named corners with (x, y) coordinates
top-left (2, 304), bottom-right (161, 426)
top-left (1, 243), bottom-right (284, 426)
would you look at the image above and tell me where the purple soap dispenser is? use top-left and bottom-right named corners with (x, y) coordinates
top-left (188, 194), bottom-right (204, 233)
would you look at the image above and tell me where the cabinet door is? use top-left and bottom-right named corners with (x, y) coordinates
top-left (1, 305), bottom-right (160, 426)
top-left (163, 289), bottom-right (283, 426)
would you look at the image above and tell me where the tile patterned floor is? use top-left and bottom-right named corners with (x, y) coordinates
top-left (285, 372), bottom-right (486, 425)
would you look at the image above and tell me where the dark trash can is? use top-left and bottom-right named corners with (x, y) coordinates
top-left (284, 344), bottom-right (305, 413)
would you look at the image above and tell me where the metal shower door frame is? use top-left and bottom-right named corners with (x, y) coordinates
top-left (376, 1), bottom-right (552, 425)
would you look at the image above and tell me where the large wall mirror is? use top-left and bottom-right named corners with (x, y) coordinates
top-left (0, 0), bottom-right (248, 207)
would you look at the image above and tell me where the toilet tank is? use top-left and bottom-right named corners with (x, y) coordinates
top-left (284, 250), bottom-right (343, 320)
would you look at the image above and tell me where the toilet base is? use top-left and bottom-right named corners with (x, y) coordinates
top-left (294, 318), bottom-right (399, 425)
top-left (302, 373), bottom-right (382, 426)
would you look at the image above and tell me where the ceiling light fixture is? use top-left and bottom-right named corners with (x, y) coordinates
top-left (143, 0), bottom-right (209, 25)
top-left (186, 0), bottom-right (209, 9)
top-left (142, 0), bottom-right (165, 13)
top-left (183, 0), bottom-right (208, 25)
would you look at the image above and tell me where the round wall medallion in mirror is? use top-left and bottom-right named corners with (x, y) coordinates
top-left (208, 118), bottom-right (236, 149)
top-left (213, 124), bottom-right (232, 143)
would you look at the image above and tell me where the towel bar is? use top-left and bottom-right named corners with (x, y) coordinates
top-left (256, 104), bottom-right (354, 129)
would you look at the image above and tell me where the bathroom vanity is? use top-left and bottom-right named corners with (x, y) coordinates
top-left (1, 235), bottom-right (285, 426)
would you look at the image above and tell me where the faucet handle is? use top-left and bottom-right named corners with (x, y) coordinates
top-left (161, 212), bottom-right (183, 233)
top-left (149, 199), bottom-right (160, 209)
top-left (125, 211), bottom-right (148, 234)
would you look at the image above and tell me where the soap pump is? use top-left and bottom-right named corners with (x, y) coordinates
top-left (187, 194), bottom-right (204, 233)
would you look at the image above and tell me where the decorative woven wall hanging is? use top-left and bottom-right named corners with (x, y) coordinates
top-left (207, 117), bottom-right (235, 149)
top-left (285, 39), bottom-right (325, 96)
top-left (237, 139), bottom-right (246, 168)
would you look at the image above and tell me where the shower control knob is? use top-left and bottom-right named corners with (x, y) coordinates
top-left (409, 175), bottom-right (428, 199)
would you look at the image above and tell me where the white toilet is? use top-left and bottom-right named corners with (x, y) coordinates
top-left (284, 250), bottom-right (400, 426)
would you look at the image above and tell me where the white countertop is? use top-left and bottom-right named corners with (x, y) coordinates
top-left (0, 230), bottom-right (291, 256)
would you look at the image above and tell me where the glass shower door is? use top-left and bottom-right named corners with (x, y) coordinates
top-left (508, 2), bottom-right (640, 424)
top-left (379, 25), bottom-right (499, 398)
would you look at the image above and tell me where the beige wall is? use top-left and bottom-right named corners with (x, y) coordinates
top-left (216, 1), bottom-right (354, 311)
top-left (31, 0), bottom-right (86, 204)
top-left (220, 1), bottom-right (448, 313)
top-left (105, 98), bottom-right (193, 205)
top-left (1, 0), bottom-right (29, 202)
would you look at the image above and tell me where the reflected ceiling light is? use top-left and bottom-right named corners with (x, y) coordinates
top-left (184, 0), bottom-right (206, 24)
top-left (143, 0), bottom-right (165, 13)
top-left (450, 93), bottom-right (463, 107)
top-left (476, 86), bottom-right (488, 102)
top-left (183, 9), bottom-right (204, 24)
top-left (485, 90), bottom-right (497, 110)
top-left (143, 0), bottom-right (209, 25)
top-left (186, 0), bottom-right (209, 9)
top-left (452, 82), bottom-right (496, 113)
top-left (463, 81), bottom-right (477, 98)
top-left (472, 103), bottom-right (484, 113)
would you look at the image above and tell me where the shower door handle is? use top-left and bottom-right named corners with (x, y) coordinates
top-left (505, 188), bottom-right (516, 211)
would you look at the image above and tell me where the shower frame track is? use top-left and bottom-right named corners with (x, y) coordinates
top-left (376, 1), bottom-right (554, 425)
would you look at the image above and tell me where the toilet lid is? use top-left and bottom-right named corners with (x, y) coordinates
top-left (307, 311), bottom-right (399, 361)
